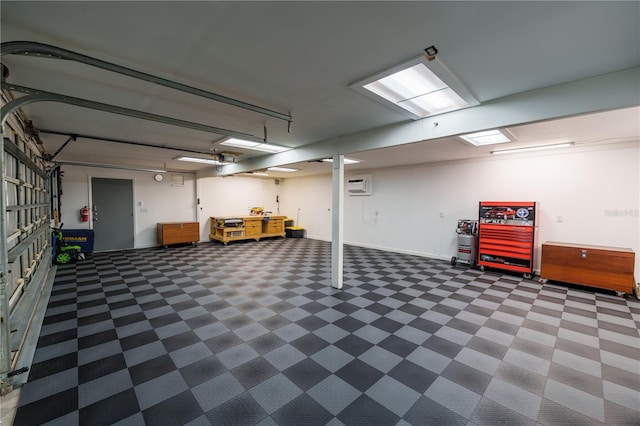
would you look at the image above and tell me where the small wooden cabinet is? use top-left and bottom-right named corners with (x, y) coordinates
top-left (209, 216), bottom-right (286, 244)
top-left (540, 241), bottom-right (638, 297)
top-left (157, 222), bottom-right (199, 247)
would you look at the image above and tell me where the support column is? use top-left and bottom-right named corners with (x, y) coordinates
top-left (331, 154), bottom-right (344, 289)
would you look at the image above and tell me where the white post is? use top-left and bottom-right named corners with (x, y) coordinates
top-left (331, 154), bottom-right (344, 289)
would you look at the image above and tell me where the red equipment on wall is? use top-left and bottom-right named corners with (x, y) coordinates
top-left (477, 201), bottom-right (537, 278)
top-left (80, 206), bottom-right (90, 222)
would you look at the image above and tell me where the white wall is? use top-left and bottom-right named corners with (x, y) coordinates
top-left (59, 142), bottom-right (640, 282)
top-left (279, 175), bottom-right (333, 237)
top-left (280, 142), bottom-right (640, 279)
top-left (59, 166), bottom-right (198, 247)
top-left (197, 175), bottom-right (284, 235)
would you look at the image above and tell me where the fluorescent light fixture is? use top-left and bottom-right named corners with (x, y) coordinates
top-left (252, 143), bottom-right (290, 153)
top-left (460, 129), bottom-right (511, 146)
top-left (267, 166), bottom-right (298, 172)
top-left (221, 138), bottom-right (260, 149)
top-left (175, 156), bottom-right (228, 165)
top-left (491, 142), bottom-right (575, 155)
top-left (221, 138), bottom-right (290, 153)
top-left (352, 54), bottom-right (479, 119)
top-left (321, 158), bottom-right (362, 164)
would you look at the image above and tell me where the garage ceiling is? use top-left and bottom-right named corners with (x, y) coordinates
top-left (1, 1), bottom-right (639, 177)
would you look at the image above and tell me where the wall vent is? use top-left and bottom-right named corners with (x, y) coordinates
top-left (347, 174), bottom-right (372, 196)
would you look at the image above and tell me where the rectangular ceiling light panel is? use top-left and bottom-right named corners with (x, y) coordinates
top-left (175, 156), bottom-right (228, 165)
top-left (221, 138), bottom-right (290, 153)
top-left (267, 166), bottom-right (298, 172)
top-left (353, 56), bottom-right (479, 119)
top-left (221, 138), bottom-right (260, 149)
top-left (460, 129), bottom-right (511, 146)
top-left (364, 63), bottom-right (447, 104)
top-left (252, 143), bottom-right (290, 153)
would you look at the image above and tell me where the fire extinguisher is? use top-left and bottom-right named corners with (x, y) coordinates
top-left (80, 206), bottom-right (90, 222)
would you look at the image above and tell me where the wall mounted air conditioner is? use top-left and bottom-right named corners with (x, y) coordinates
top-left (347, 174), bottom-right (372, 196)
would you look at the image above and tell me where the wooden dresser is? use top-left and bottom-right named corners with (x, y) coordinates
top-left (540, 241), bottom-right (637, 297)
top-left (157, 222), bottom-right (199, 247)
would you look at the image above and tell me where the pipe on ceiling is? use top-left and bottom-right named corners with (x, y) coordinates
top-left (1, 40), bottom-right (292, 125)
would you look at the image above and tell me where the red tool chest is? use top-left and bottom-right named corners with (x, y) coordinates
top-left (478, 201), bottom-right (536, 278)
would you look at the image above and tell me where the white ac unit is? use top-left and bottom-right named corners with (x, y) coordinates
top-left (347, 174), bottom-right (372, 196)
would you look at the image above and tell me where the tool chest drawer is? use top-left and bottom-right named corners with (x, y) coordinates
top-left (540, 241), bottom-right (637, 296)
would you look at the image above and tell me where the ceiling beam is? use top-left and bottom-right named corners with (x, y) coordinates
top-left (205, 66), bottom-right (640, 177)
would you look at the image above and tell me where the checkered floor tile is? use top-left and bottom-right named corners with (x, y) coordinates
top-left (13, 238), bottom-right (640, 425)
